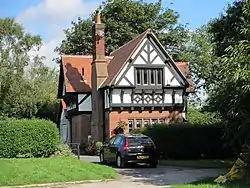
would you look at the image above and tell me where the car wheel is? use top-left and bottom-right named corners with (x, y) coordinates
top-left (116, 154), bottom-right (125, 168)
top-left (149, 160), bottom-right (158, 168)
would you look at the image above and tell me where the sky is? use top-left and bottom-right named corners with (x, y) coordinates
top-left (0, 0), bottom-right (235, 68)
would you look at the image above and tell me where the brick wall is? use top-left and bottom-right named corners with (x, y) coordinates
top-left (109, 110), bottom-right (182, 136)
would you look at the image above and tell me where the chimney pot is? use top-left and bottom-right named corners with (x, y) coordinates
top-left (95, 11), bottom-right (101, 24)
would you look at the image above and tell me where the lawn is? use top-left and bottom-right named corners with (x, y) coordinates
top-left (159, 159), bottom-right (235, 169)
top-left (170, 177), bottom-right (249, 188)
top-left (0, 156), bottom-right (117, 186)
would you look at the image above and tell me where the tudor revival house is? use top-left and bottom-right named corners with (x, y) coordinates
top-left (57, 13), bottom-right (194, 144)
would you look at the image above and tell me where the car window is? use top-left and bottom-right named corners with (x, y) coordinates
top-left (113, 136), bottom-right (122, 145)
top-left (127, 136), bottom-right (154, 146)
top-left (109, 136), bottom-right (116, 145)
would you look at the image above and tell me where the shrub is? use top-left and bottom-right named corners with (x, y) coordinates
top-left (54, 142), bottom-right (74, 157)
top-left (95, 141), bottom-right (103, 155)
top-left (138, 122), bottom-right (235, 159)
top-left (0, 118), bottom-right (60, 158)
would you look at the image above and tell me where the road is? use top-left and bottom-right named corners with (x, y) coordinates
top-left (66, 156), bottom-right (226, 188)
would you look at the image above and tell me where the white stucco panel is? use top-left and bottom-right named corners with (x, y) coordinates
top-left (164, 67), bottom-right (181, 86)
top-left (112, 89), bottom-right (121, 103)
top-left (151, 55), bottom-right (164, 65)
top-left (175, 90), bottom-right (183, 104)
top-left (78, 94), bottom-right (92, 111)
top-left (164, 89), bottom-right (173, 103)
top-left (125, 66), bottom-right (134, 85)
top-left (123, 89), bottom-right (132, 103)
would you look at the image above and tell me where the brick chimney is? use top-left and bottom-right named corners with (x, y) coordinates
top-left (91, 11), bottom-right (108, 142)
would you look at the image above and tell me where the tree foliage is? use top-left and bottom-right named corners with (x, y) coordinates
top-left (55, 0), bottom-right (189, 61)
top-left (205, 0), bottom-right (250, 149)
top-left (187, 106), bottom-right (222, 125)
top-left (0, 18), bottom-right (59, 121)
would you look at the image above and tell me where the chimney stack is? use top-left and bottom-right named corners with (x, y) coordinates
top-left (93, 11), bottom-right (106, 62)
top-left (91, 11), bottom-right (108, 142)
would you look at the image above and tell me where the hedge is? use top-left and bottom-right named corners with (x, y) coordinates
top-left (133, 123), bottom-right (236, 159)
top-left (0, 118), bottom-right (60, 158)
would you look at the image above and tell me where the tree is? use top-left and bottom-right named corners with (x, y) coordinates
top-left (0, 18), bottom-right (59, 121)
top-left (208, 1), bottom-right (246, 57)
top-left (55, 0), bottom-right (189, 61)
top-left (206, 0), bottom-right (250, 150)
top-left (0, 18), bottom-right (42, 117)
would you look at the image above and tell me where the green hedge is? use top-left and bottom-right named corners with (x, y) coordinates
top-left (0, 118), bottom-right (60, 158)
top-left (133, 123), bottom-right (235, 159)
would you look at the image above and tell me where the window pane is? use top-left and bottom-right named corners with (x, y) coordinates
top-left (151, 119), bottom-right (158, 125)
top-left (128, 137), bottom-right (154, 146)
top-left (144, 119), bottom-right (150, 127)
top-left (150, 70), bottom-right (155, 85)
top-left (157, 69), bottom-right (162, 85)
top-left (128, 120), bottom-right (134, 132)
top-left (143, 69), bottom-right (148, 84)
top-left (159, 119), bottom-right (165, 124)
top-left (136, 119), bottom-right (142, 129)
top-left (136, 69), bottom-right (141, 84)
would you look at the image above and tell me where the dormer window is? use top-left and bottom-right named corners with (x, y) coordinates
top-left (80, 67), bottom-right (85, 82)
top-left (135, 68), bottom-right (163, 87)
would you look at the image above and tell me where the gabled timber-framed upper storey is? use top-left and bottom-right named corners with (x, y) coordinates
top-left (57, 12), bottom-right (195, 144)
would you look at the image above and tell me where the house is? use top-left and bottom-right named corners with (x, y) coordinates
top-left (57, 13), bottom-right (195, 144)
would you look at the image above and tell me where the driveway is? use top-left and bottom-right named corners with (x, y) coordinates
top-left (67, 155), bottom-right (226, 188)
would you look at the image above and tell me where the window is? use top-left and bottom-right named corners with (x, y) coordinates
top-left (150, 70), bottom-right (155, 84)
top-left (128, 136), bottom-right (154, 146)
top-left (128, 120), bottom-right (134, 132)
top-left (136, 70), bottom-right (141, 84)
top-left (144, 119), bottom-right (150, 127)
top-left (82, 68), bottom-right (84, 76)
top-left (136, 119), bottom-right (142, 129)
top-left (109, 136), bottom-right (117, 145)
top-left (157, 69), bottom-right (162, 85)
top-left (114, 136), bottom-right (123, 145)
top-left (80, 67), bottom-right (85, 82)
top-left (136, 68), bottom-right (163, 86)
top-left (143, 70), bottom-right (148, 84)
top-left (159, 119), bottom-right (165, 124)
top-left (151, 119), bottom-right (158, 125)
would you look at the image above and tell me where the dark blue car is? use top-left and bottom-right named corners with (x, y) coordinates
top-left (99, 134), bottom-right (158, 168)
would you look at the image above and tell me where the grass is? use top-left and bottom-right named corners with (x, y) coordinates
top-left (170, 177), bottom-right (249, 188)
top-left (0, 156), bottom-right (117, 186)
top-left (159, 159), bottom-right (235, 169)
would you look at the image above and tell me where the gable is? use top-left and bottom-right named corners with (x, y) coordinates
top-left (114, 35), bottom-right (187, 87)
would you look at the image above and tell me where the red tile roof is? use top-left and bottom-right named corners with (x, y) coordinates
top-left (60, 56), bottom-right (194, 93)
top-left (59, 30), bottom-right (195, 94)
top-left (61, 55), bottom-right (92, 93)
top-left (175, 62), bottom-right (195, 92)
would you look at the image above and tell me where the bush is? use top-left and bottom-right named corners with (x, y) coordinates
top-left (0, 118), bottom-right (60, 158)
top-left (95, 141), bottom-right (103, 155)
top-left (54, 142), bottom-right (74, 157)
top-left (138, 122), bottom-right (235, 159)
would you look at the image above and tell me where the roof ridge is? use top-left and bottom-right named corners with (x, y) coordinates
top-left (110, 29), bottom-right (149, 55)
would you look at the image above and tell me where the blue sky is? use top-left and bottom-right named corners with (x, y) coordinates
top-left (0, 0), bottom-right (235, 67)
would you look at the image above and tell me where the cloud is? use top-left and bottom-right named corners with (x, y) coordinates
top-left (16, 0), bottom-right (100, 68)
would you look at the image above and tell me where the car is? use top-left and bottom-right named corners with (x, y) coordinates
top-left (99, 133), bottom-right (158, 168)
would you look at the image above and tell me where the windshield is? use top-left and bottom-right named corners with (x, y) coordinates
top-left (128, 136), bottom-right (154, 146)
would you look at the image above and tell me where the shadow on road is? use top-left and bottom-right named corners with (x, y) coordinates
top-left (80, 155), bottom-right (225, 187)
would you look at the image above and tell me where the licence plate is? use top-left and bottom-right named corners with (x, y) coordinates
top-left (137, 156), bottom-right (149, 159)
